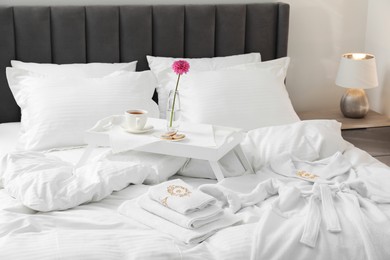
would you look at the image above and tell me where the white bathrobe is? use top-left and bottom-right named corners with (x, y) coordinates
top-left (200, 152), bottom-right (390, 260)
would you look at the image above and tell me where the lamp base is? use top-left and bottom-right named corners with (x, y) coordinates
top-left (340, 88), bottom-right (369, 118)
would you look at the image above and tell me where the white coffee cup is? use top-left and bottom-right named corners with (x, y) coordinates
top-left (125, 109), bottom-right (148, 130)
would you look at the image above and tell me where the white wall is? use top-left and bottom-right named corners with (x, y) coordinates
top-left (274, 0), bottom-right (368, 113)
top-left (2, 0), bottom-right (385, 115)
top-left (365, 0), bottom-right (390, 117)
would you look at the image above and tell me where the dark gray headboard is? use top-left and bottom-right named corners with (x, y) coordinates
top-left (0, 3), bottom-right (289, 123)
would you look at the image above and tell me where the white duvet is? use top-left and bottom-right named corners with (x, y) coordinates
top-left (0, 120), bottom-right (390, 260)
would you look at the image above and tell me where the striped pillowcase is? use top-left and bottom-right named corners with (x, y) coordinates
top-left (11, 60), bottom-right (137, 78)
top-left (7, 68), bottom-right (158, 151)
top-left (147, 53), bottom-right (262, 119)
top-left (179, 57), bottom-right (299, 131)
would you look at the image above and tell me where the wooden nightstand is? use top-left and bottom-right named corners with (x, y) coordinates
top-left (298, 110), bottom-right (390, 166)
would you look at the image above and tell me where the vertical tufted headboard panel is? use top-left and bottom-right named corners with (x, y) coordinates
top-left (0, 3), bottom-right (289, 123)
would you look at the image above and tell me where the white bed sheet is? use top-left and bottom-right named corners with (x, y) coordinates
top-left (1, 122), bottom-right (390, 259)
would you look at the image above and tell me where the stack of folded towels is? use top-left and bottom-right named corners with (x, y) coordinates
top-left (118, 179), bottom-right (241, 244)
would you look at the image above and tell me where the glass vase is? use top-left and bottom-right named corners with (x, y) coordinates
top-left (166, 90), bottom-right (181, 132)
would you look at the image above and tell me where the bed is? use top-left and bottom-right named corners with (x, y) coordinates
top-left (1, 3), bottom-right (390, 260)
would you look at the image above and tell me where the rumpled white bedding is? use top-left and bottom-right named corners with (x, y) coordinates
top-left (0, 149), bottom-right (186, 211)
top-left (1, 120), bottom-right (390, 259)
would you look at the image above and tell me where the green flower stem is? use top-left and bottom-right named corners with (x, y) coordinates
top-left (169, 74), bottom-right (181, 128)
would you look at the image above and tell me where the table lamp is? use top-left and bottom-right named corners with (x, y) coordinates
top-left (335, 53), bottom-right (378, 118)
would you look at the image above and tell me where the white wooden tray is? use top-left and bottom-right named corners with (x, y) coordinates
top-left (79, 117), bottom-right (253, 181)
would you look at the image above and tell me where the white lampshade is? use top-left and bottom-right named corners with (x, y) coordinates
top-left (335, 53), bottom-right (378, 89)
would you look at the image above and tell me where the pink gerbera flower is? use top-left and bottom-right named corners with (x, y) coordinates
top-left (168, 60), bottom-right (190, 129)
top-left (172, 60), bottom-right (190, 75)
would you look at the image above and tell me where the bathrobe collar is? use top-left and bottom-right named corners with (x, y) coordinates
top-left (270, 152), bottom-right (352, 184)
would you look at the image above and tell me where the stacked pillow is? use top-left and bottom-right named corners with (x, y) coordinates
top-left (7, 61), bottom-right (158, 151)
top-left (147, 54), bottom-right (299, 130)
top-left (147, 53), bottom-right (262, 119)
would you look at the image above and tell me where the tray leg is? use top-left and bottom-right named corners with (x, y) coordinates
top-left (209, 161), bottom-right (225, 182)
top-left (233, 145), bottom-right (254, 174)
top-left (75, 144), bottom-right (96, 168)
top-left (209, 144), bottom-right (254, 182)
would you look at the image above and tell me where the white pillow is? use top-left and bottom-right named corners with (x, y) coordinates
top-left (6, 68), bottom-right (158, 151)
top-left (179, 57), bottom-right (299, 131)
top-left (11, 60), bottom-right (137, 78)
top-left (225, 57), bottom-right (290, 77)
top-left (147, 53), bottom-right (261, 118)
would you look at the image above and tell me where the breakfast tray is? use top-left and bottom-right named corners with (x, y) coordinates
top-left (77, 117), bottom-right (254, 181)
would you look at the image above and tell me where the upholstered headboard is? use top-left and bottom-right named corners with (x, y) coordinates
top-left (0, 3), bottom-right (289, 123)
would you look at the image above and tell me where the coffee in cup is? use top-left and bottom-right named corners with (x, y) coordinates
top-left (125, 109), bottom-right (148, 130)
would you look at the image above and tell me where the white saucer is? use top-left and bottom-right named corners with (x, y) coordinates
top-left (122, 125), bottom-right (154, 134)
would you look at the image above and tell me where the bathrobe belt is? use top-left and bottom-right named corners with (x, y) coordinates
top-left (300, 182), bottom-right (365, 248)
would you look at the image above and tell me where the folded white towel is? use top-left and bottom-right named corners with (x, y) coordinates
top-left (119, 199), bottom-right (241, 244)
top-left (148, 179), bottom-right (216, 214)
top-left (138, 194), bottom-right (223, 229)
